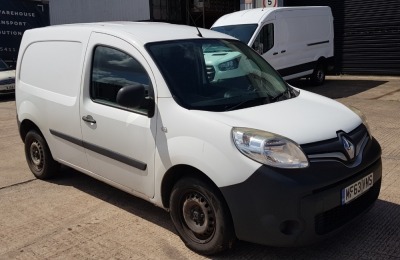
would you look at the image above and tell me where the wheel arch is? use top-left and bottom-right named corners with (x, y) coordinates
top-left (19, 119), bottom-right (43, 143)
top-left (161, 164), bottom-right (226, 210)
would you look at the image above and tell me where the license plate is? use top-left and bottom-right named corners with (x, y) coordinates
top-left (341, 173), bottom-right (374, 205)
top-left (1, 84), bottom-right (15, 91)
top-left (6, 84), bottom-right (15, 90)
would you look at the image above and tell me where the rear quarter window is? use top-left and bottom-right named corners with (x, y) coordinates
top-left (19, 41), bottom-right (83, 97)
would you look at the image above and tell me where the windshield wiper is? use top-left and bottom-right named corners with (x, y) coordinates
top-left (224, 96), bottom-right (269, 111)
top-left (270, 88), bottom-right (293, 102)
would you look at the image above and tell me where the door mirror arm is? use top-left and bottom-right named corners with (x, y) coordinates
top-left (146, 96), bottom-right (155, 118)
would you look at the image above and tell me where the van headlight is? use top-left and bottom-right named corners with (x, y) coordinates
top-left (232, 127), bottom-right (309, 169)
top-left (348, 106), bottom-right (372, 138)
top-left (218, 58), bottom-right (239, 71)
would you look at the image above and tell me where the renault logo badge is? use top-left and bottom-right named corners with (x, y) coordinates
top-left (342, 136), bottom-right (355, 160)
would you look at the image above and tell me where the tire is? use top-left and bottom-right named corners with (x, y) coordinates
top-left (310, 62), bottom-right (326, 86)
top-left (24, 130), bottom-right (59, 179)
top-left (169, 177), bottom-right (235, 255)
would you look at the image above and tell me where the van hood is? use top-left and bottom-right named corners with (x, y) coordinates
top-left (193, 90), bottom-right (362, 145)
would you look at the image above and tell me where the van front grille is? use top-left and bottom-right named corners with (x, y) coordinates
top-left (302, 124), bottom-right (368, 164)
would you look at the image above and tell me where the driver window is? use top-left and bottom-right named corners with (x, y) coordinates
top-left (91, 46), bottom-right (151, 113)
top-left (252, 23), bottom-right (274, 55)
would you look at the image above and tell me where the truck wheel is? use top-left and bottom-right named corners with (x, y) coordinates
top-left (169, 177), bottom-right (235, 255)
top-left (25, 131), bottom-right (59, 179)
top-left (310, 63), bottom-right (326, 86)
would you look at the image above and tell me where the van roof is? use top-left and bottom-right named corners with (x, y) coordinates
top-left (24, 22), bottom-right (236, 45)
top-left (212, 6), bottom-right (331, 27)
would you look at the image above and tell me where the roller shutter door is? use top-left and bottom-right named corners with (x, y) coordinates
top-left (284, 0), bottom-right (400, 75)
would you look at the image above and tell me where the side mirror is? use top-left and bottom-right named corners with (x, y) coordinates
top-left (116, 84), bottom-right (156, 118)
top-left (116, 84), bottom-right (145, 108)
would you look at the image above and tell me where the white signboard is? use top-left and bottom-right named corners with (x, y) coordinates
top-left (256, 0), bottom-right (277, 7)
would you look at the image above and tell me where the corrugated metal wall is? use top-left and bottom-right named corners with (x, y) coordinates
top-left (50, 0), bottom-right (150, 25)
top-left (285, 0), bottom-right (400, 75)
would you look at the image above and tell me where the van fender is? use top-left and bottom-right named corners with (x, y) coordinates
top-left (18, 100), bottom-right (44, 135)
top-left (157, 136), bottom-right (259, 188)
top-left (153, 135), bottom-right (260, 208)
top-left (17, 100), bottom-right (60, 157)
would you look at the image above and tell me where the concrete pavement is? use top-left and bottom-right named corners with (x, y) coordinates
top-left (0, 75), bottom-right (399, 259)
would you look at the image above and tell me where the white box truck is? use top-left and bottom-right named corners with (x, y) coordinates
top-left (211, 7), bottom-right (334, 85)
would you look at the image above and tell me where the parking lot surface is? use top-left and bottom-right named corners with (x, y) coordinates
top-left (1, 75), bottom-right (400, 259)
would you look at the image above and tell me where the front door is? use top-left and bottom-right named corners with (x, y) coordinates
top-left (252, 21), bottom-right (285, 71)
top-left (80, 32), bottom-right (157, 198)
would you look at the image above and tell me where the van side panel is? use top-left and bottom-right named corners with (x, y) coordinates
top-left (272, 8), bottom-right (333, 79)
top-left (20, 42), bottom-right (82, 97)
top-left (18, 40), bottom-right (88, 169)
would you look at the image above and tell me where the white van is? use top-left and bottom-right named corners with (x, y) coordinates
top-left (16, 22), bottom-right (381, 255)
top-left (211, 7), bottom-right (334, 85)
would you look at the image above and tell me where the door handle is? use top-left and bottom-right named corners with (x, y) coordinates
top-left (281, 50), bottom-right (286, 53)
top-left (273, 52), bottom-right (278, 55)
top-left (82, 115), bottom-right (96, 124)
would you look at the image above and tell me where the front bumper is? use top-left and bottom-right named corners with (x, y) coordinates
top-left (220, 137), bottom-right (382, 246)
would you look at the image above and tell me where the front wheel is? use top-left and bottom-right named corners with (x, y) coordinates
top-left (169, 177), bottom-right (235, 255)
top-left (24, 130), bottom-right (59, 179)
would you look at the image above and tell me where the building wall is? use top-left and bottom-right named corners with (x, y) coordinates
top-left (0, 0), bottom-right (49, 65)
top-left (185, 0), bottom-right (240, 28)
top-left (50, 0), bottom-right (150, 25)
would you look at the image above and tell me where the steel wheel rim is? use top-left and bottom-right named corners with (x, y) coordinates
top-left (30, 141), bottom-right (44, 171)
top-left (181, 191), bottom-right (216, 243)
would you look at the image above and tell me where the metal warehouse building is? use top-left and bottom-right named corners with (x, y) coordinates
top-left (49, 0), bottom-right (400, 75)
top-left (0, 0), bottom-right (49, 66)
top-left (49, 0), bottom-right (241, 29)
top-left (1, 0), bottom-right (399, 75)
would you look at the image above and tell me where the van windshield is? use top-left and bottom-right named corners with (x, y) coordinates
top-left (146, 39), bottom-right (296, 112)
top-left (211, 24), bottom-right (258, 44)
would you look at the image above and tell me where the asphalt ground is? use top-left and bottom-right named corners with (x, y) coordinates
top-left (0, 75), bottom-right (399, 259)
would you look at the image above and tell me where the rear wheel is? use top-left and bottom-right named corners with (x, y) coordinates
top-left (169, 177), bottom-right (235, 255)
top-left (310, 62), bottom-right (326, 86)
top-left (25, 131), bottom-right (59, 179)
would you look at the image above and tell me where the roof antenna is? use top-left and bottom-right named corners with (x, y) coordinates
top-left (186, 3), bottom-right (203, 37)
